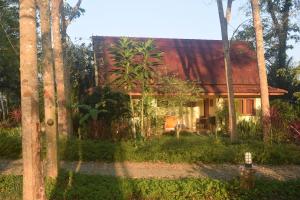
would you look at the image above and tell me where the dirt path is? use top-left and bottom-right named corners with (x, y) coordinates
top-left (1, 159), bottom-right (300, 180)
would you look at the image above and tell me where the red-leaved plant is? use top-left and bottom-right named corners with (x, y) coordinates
top-left (9, 107), bottom-right (22, 125)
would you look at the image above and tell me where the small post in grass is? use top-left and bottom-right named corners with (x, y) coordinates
top-left (240, 152), bottom-right (256, 190)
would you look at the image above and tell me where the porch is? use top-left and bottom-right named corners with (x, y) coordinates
top-left (162, 97), bottom-right (261, 133)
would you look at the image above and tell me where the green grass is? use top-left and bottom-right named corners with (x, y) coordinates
top-left (0, 128), bottom-right (21, 159)
top-left (1, 128), bottom-right (300, 165)
top-left (1, 173), bottom-right (300, 200)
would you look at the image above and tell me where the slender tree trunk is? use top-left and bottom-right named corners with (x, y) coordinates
top-left (251, 0), bottom-right (271, 143)
top-left (0, 96), bottom-right (5, 120)
top-left (38, 0), bottom-right (58, 178)
top-left (129, 95), bottom-right (137, 139)
top-left (20, 0), bottom-right (45, 199)
top-left (5, 95), bottom-right (8, 119)
top-left (52, 0), bottom-right (70, 136)
top-left (216, 0), bottom-right (237, 142)
top-left (141, 97), bottom-right (144, 137)
top-left (176, 104), bottom-right (183, 139)
top-left (140, 81), bottom-right (145, 137)
top-left (61, 5), bottom-right (73, 136)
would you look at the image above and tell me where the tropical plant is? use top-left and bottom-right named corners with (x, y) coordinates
top-left (77, 104), bottom-right (107, 125)
top-left (67, 42), bottom-right (95, 104)
top-left (267, 99), bottom-right (300, 143)
top-left (0, 0), bottom-right (20, 111)
top-left (77, 86), bottom-right (131, 139)
top-left (135, 39), bottom-right (162, 137)
top-left (110, 37), bottom-right (139, 138)
top-left (237, 120), bottom-right (262, 140)
top-left (157, 75), bottom-right (203, 139)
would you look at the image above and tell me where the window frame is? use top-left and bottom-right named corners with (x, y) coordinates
top-left (238, 98), bottom-right (256, 116)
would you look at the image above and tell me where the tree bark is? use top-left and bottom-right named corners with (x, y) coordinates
top-left (61, 4), bottom-right (73, 136)
top-left (129, 95), bottom-right (137, 139)
top-left (216, 0), bottom-right (237, 142)
top-left (59, 0), bottom-right (84, 136)
top-left (38, 0), bottom-right (59, 178)
top-left (52, 0), bottom-right (70, 136)
top-left (140, 81), bottom-right (145, 137)
top-left (251, 0), bottom-right (271, 143)
top-left (19, 0), bottom-right (45, 199)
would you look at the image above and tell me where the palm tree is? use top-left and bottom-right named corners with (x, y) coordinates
top-left (52, 0), bottom-right (71, 136)
top-left (216, 0), bottom-right (237, 142)
top-left (38, 0), bottom-right (58, 178)
top-left (20, 0), bottom-right (45, 199)
top-left (251, 0), bottom-right (271, 142)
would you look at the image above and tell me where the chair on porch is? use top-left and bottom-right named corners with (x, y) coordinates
top-left (196, 116), bottom-right (216, 133)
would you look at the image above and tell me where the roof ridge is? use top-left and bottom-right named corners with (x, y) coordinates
top-left (92, 35), bottom-right (248, 44)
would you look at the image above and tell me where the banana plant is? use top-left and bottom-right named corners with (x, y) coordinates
top-left (76, 103), bottom-right (108, 126)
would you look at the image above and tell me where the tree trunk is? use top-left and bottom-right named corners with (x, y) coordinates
top-left (38, 0), bottom-right (58, 178)
top-left (176, 104), bottom-right (183, 139)
top-left (216, 0), bottom-right (237, 142)
top-left (61, 5), bottom-right (73, 136)
top-left (140, 81), bottom-right (145, 138)
top-left (251, 0), bottom-right (271, 143)
top-left (52, 0), bottom-right (70, 136)
top-left (129, 95), bottom-right (137, 139)
top-left (20, 0), bottom-right (45, 199)
top-left (0, 95), bottom-right (5, 120)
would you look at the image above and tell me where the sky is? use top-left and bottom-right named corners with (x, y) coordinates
top-left (67, 0), bottom-right (300, 63)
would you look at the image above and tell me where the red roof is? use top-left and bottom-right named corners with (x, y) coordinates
top-left (92, 36), bottom-right (286, 96)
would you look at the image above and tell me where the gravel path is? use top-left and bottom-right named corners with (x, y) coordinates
top-left (1, 159), bottom-right (300, 180)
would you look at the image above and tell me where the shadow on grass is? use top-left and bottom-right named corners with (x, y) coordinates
top-left (0, 130), bottom-right (22, 175)
top-left (48, 134), bottom-right (134, 200)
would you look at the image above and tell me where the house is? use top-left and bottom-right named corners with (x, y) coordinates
top-left (92, 36), bottom-right (286, 132)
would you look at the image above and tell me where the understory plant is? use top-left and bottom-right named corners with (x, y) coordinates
top-left (269, 99), bottom-right (300, 144)
top-left (76, 86), bottom-right (131, 140)
top-left (237, 120), bottom-right (262, 140)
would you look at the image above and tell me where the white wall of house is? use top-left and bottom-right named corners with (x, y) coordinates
top-left (153, 97), bottom-right (262, 132)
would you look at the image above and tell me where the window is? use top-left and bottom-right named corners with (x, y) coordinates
top-left (238, 99), bottom-right (255, 116)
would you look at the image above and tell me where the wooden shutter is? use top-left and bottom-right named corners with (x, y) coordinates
top-left (245, 99), bottom-right (255, 115)
top-left (238, 99), bottom-right (243, 114)
top-left (204, 99), bottom-right (209, 117)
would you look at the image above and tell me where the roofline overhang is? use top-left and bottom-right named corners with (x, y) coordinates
top-left (129, 92), bottom-right (287, 97)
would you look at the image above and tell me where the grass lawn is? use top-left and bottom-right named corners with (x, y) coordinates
top-left (0, 173), bottom-right (300, 200)
top-left (1, 128), bottom-right (300, 164)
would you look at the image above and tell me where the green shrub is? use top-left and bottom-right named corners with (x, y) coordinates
top-left (1, 128), bottom-right (300, 165)
top-left (270, 99), bottom-right (300, 121)
top-left (269, 99), bottom-right (300, 143)
top-left (59, 135), bottom-right (300, 165)
top-left (237, 120), bottom-right (262, 140)
top-left (1, 174), bottom-right (300, 200)
top-left (76, 86), bottom-right (131, 139)
top-left (0, 128), bottom-right (21, 159)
